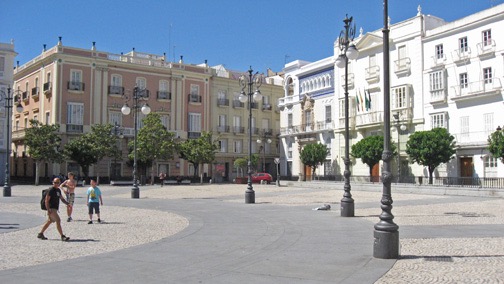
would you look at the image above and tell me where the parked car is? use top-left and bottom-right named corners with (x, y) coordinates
top-left (251, 172), bottom-right (273, 184)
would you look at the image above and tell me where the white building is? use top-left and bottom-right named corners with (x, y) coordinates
top-left (279, 4), bottom-right (504, 183)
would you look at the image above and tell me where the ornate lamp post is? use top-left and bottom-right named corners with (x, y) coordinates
top-left (238, 66), bottom-right (263, 204)
top-left (110, 121), bottom-right (123, 181)
top-left (335, 15), bottom-right (359, 217)
top-left (1, 86), bottom-right (23, 197)
top-left (257, 136), bottom-right (272, 172)
top-left (121, 87), bottom-right (151, 199)
top-left (374, 0), bottom-right (399, 259)
top-left (393, 112), bottom-right (407, 183)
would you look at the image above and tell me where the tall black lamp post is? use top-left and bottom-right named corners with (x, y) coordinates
top-left (393, 112), bottom-right (407, 183)
top-left (335, 15), bottom-right (359, 217)
top-left (121, 87), bottom-right (151, 199)
top-left (110, 121), bottom-right (123, 181)
top-left (1, 86), bottom-right (23, 197)
top-left (238, 67), bottom-right (263, 204)
top-left (374, 0), bottom-right (399, 259)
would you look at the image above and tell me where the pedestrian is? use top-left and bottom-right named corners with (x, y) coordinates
top-left (87, 179), bottom-right (103, 224)
top-left (159, 172), bottom-right (166, 187)
top-left (37, 177), bottom-right (71, 241)
top-left (60, 171), bottom-right (77, 222)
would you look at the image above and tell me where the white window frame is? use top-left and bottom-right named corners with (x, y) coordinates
top-left (483, 67), bottom-right (493, 84)
top-left (136, 78), bottom-right (147, 89)
top-left (435, 44), bottom-right (444, 59)
top-left (459, 37), bottom-right (468, 53)
top-left (391, 85), bottom-right (408, 109)
top-left (482, 29), bottom-right (492, 46)
top-left (430, 112), bottom-right (447, 129)
top-left (109, 111), bottom-right (122, 126)
top-left (111, 74), bottom-right (122, 86)
top-left (459, 73), bottom-right (468, 89)
top-left (188, 113), bottom-right (201, 132)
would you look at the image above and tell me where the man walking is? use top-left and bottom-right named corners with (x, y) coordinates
top-left (159, 172), bottom-right (166, 187)
top-left (87, 179), bottom-right (103, 224)
top-left (37, 178), bottom-right (71, 241)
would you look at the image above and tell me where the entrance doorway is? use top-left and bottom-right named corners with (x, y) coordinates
top-left (460, 157), bottom-right (473, 185)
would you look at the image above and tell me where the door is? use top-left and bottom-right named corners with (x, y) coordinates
top-left (460, 157), bottom-right (473, 185)
top-left (371, 163), bottom-right (380, 182)
top-left (305, 165), bottom-right (312, 181)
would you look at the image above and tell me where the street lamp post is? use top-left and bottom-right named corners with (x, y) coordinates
top-left (374, 0), bottom-right (399, 259)
top-left (393, 112), bottom-right (407, 183)
top-left (1, 87), bottom-right (23, 197)
top-left (257, 136), bottom-right (272, 172)
top-left (335, 15), bottom-right (359, 217)
top-left (110, 121), bottom-right (123, 181)
top-left (121, 87), bottom-right (151, 199)
top-left (239, 66), bottom-right (263, 204)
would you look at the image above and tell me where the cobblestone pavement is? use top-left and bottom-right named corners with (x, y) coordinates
top-left (1, 183), bottom-right (503, 283)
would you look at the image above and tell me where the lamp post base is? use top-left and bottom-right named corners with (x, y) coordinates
top-left (276, 179), bottom-right (280, 187)
top-left (131, 186), bottom-right (139, 199)
top-left (340, 200), bottom-right (354, 217)
top-left (373, 230), bottom-right (399, 259)
top-left (245, 190), bottom-right (255, 204)
top-left (3, 185), bottom-right (11, 197)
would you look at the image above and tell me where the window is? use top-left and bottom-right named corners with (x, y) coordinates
top-left (218, 139), bottom-right (227, 153)
top-left (189, 85), bottom-right (200, 102)
top-left (111, 74), bottom-right (122, 86)
top-left (71, 70), bottom-right (82, 83)
top-left (287, 140), bottom-right (292, 159)
top-left (262, 118), bottom-right (270, 132)
top-left (67, 103), bottom-right (84, 126)
top-left (429, 71), bottom-right (445, 91)
top-left (109, 112), bottom-right (122, 126)
top-left (160, 115), bottom-right (170, 130)
top-left (136, 78), bottom-right (147, 89)
top-left (287, 113), bottom-right (293, 128)
top-left (262, 95), bottom-right (270, 105)
top-left (46, 73), bottom-right (51, 83)
top-left (459, 37), bottom-right (468, 53)
top-left (233, 140), bottom-right (242, 153)
top-left (304, 110), bottom-right (312, 131)
top-left (484, 113), bottom-right (493, 136)
top-left (431, 113), bottom-right (447, 129)
top-left (398, 45), bottom-right (406, 60)
top-left (459, 73), bottom-right (468, 89)
top-left (15, 120), bottom-right (19, 131)
top-left (323, 160), bottom-right (332, 176)
top-left (325, 105), bottom-right (332, 122)
top-left (24, 118), bottom-right (28, 129)
top-left (218, 90), bottom-right (226, 100)
top-left (435, 44), bottom-right (444, 59)
top-left (233, 116), bottom-right (241, 132)
top-left (460, 116), bottom-right (469, 140)
top-left (483, 67), bottom-right (492, 84)
top-left (484, 156), bottom-right (498, 168)
top-left (392, 85), bottom-right (407, 109)
top-left (482, 29), bottom-right (492, 46)
top-left (218, 115), bottom-right (227, 126)
top-left (159, 80), bottom-right (169, 91)
top-left (45, 112), bottom-right (50, 124)
top-left (188, 113), bottom-right (201, 133)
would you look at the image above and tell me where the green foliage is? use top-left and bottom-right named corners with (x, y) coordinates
top-left (131, 113), bottom-right (177, 163)
top-left (351, 135), bottom-right (394, 177)
top-left (234, 158), bottom-right (248, 176)
top-left (405, 127), bottom-right (456, 183)
top-left (488, 129), bottom-right (504, 163)
top-left (24, 120), bottom-right (63, 185)
top-left (178, 132), bottom-right (219, 181)
top-left (64, 124), bottom-right (120, 178)
top-left (299, 143), bottom-right (328, 176)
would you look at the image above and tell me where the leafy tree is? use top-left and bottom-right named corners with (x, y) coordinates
top-left (234, 158), bottom-right (247, 177)
top-left (24, 120), bottom-right (63, 185)
top-left (351, 135), bottom-right (395, 181)
top-left (178, 132), bottom-right (219, 183)
top-left (406, 127), bottom-right (456, 184)
top-left (131, 113), bottom-right (177, 184)
top-left (299, 143), bottom-right (328, 177)
top-left (488, 128), bottom-right (504, 163)
top-left (64, 124), bottom-right (120, 180)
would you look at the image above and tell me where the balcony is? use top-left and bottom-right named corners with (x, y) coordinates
top-left (451, 47), bottom-right (471, 63)
top-left (108, 85), bottom-right (124, 95)
top-left (217, 98), bottom-right (229, 106)
top-left (252, 127), bottom-right (259, 135)
top-left (430, 88), bottom-right (447, 104)
top-left (355, 110), bottom-right (383, 128)
top-left (394, 57), bottom-right (411, 76)
top-left (157, 91), bottom-right (171, 100)
top-left (188, 94), bottom-right (201, 103)
top-left (316, 120), bottom-right (334, 131)
top-left (66, 124), bottom-right (83, 133)
top-left (340, 73), bottom-right (355, 89)
top-left (31, 87), bottom-right (40, 100)
top-left (431, 54), bottom-right (446, 68)
top-left (250, 102), bottom-right (259, 109)
top-left (67, 81), bottom-right (85, 91)
top-left (188, 132), bottom-right (201, 139)
top-left (451, 78), bottom-right (502, 102)
top-left (232, 126), bottom-right (245, 134)
top-left (262, 103), bottom-right (272, 111)
top-left (217, 125), bottom-right (230, 133)
top-left (365, 65), bottom-right (380, 84)
top-left (453, 130), bottom-right (491, 147)
top-left (232, 99), bottom-right (244, 108)
top-left (262, 129), bottom-right (273, 136)
top-left (476, 40), bottom-right (496, 58)
top-left (22, 91), bottom-right (29, 102)
top-left (43, 82), bottom-right (52, 95)
top-left (12, 129), bottom-right (26, 140)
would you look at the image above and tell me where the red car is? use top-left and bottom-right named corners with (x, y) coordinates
top-left (251, 173), bottom-right (273, 184)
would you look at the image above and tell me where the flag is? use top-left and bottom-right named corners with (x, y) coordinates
top-left (359, 90), bottom-right (365, 112)
top-left (364, 89), bottom-right (370, 111)
top-left (366, 89), bottom-right (372, 110)
top-left (355, 91), bottom-right (360, 112)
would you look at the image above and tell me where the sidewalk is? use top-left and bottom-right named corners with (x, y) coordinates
top-left (0, 182), bottom-right (503, 283)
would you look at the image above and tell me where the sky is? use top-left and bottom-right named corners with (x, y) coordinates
top-left (2, 0), bottom-right (504, 74)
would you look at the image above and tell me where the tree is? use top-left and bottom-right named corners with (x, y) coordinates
top-left (351, 135), bottom-right (395, 181)
top-left (488, 128), bottom-right (504, 163)
top-left (131, 113), bottom-right (177, 184)
top-left (178, 132), bottom-right (219, 183)
top-left (406, 127), bottom-right (456, 184)
top-left (64, 124), bottom-right (120, 181)
top-left (299, 143), bottom-right (328, 177)
top-left (234, 158), bottom-right (247, 177)
top-left (24, 120), bottom-right (63, 185)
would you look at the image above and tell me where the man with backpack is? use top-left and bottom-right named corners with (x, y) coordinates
top-left (38, 178), bottom-right (71, 241)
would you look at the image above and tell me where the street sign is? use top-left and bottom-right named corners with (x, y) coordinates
top-left (274, 158), bottom-right (280, 164)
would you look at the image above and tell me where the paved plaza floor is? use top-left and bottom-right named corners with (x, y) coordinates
top-left (1, 181), bottom-right (503, 283)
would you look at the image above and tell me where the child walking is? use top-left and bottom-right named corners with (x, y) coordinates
top-left (86, 179), bottom-right (103, 224)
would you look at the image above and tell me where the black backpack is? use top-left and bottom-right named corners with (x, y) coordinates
top-left (41, 189), bottom-right (48, 210)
